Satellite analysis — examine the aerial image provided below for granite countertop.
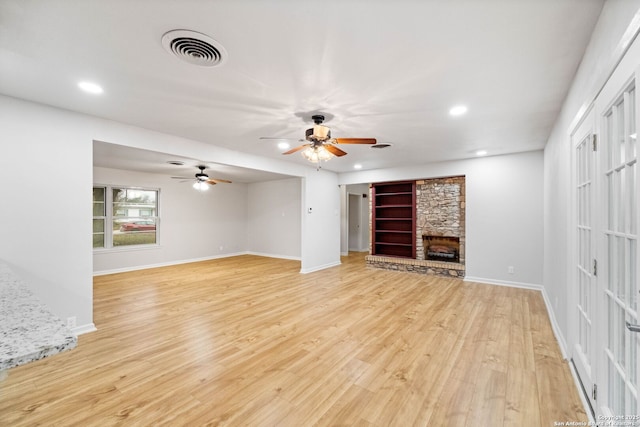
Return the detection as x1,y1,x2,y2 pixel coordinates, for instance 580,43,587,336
0,263,77,371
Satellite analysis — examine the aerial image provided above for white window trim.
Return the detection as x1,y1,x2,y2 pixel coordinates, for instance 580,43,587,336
93,184,161,252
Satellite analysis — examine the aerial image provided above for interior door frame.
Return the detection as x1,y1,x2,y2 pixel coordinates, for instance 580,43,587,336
348,192,362,251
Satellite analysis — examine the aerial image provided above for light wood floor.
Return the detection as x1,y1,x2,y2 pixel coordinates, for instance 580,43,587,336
1,253,587,426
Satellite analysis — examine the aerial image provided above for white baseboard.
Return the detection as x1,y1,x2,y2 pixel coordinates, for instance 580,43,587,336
539,287,568,360
93,252,248,276
568,357,596,425
245,251,301,261
463,276,543,291
463,276,568,359
300,260,342,274
72,323,97,336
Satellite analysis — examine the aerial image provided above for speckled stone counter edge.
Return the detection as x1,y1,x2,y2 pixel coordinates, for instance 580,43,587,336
0,262,77,371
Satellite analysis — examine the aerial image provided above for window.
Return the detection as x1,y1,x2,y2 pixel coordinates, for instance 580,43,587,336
93,187,106,248
93,185,159,249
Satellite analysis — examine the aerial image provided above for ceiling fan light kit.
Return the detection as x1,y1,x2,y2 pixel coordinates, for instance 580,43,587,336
301,145,333,163
263,114,378,164
171,165,232,191
193,181,209,191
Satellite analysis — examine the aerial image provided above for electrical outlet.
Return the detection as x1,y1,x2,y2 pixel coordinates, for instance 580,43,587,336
219,246,223,251
67,316,76,329
508,266,514,274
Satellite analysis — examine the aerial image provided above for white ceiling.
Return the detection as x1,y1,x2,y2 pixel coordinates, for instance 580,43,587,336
0,0,604,177
93,142,295,183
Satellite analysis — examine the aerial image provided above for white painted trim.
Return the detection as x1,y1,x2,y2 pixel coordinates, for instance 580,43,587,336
569,358,597,425
300,261,342,274
540,287,569,360
93,252,303,276
464,276,568,359
463,276,543,291
93,252,248,276
340,251,349,256
72,323,97,336
245,251,301,261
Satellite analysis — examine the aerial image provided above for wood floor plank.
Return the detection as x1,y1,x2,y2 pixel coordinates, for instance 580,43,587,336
0,253,587,425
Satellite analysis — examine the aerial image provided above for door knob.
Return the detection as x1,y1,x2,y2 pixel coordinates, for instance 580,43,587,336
626,321,640,333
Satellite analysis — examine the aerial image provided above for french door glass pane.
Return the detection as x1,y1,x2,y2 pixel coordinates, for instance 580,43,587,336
631,240,637,312
607,112,614,169
608,234,615,292
631,165,637,235
631,326,638,386
630,88,636,158
618,303,626,370
618,236,626,301
608,174,615,229
617,100,626,164
609,297,615,351
618,169,625,231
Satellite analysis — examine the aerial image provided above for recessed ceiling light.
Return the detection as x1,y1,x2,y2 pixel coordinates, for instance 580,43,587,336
277,142,290,150
78,81,103,94
476,150,487,156
449,105,468,116
631,133,637,140
354,164,363,169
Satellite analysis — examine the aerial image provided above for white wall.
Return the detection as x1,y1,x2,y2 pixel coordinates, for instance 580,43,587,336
544,0,640,339
247,178,302,259
0,97,94,330
0,94,344,332
340,150,544,286
93,167,248,273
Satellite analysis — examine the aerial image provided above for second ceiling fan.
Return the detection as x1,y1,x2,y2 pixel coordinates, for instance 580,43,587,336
171,165,231,191
262,115,377,163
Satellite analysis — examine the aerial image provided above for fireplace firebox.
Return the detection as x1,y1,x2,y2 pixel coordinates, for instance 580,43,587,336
422,235,460,263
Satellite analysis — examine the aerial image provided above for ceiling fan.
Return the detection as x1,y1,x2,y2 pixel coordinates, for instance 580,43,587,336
171,165,231,191
261,114,377,163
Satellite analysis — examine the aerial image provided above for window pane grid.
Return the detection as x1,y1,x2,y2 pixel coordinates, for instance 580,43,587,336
602,82,638,416
94,186,159,249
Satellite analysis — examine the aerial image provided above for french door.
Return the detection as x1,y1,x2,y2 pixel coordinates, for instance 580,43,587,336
572,62,639,417
572,108,597,411
599,80,638,416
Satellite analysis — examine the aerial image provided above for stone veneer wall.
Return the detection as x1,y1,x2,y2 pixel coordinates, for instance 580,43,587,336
365,255,465,278
416,176,465,263
367,176,466,278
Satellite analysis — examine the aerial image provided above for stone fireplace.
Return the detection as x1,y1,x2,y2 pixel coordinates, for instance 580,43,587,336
416,176,465,264
366,175,466,278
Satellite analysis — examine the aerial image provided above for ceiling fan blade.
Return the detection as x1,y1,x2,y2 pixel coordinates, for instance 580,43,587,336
324,144,348,157
171,176,193,179
283,144,310,155
207,178,232,184
334,138,377,145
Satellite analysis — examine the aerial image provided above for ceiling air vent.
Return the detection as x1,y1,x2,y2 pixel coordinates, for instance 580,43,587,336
371,143,392,149
161,30,227,67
